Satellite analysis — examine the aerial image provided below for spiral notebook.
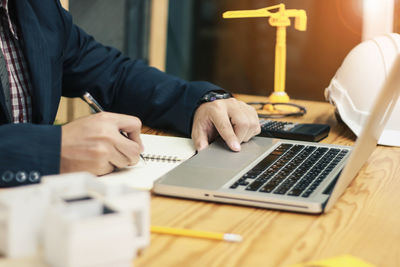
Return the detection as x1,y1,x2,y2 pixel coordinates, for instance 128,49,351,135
98,134,196,190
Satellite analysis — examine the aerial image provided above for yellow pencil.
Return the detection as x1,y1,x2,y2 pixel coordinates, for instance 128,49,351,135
150,226,243,243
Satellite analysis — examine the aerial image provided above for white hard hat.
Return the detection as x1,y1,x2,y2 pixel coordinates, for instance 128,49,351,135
325,33,400,147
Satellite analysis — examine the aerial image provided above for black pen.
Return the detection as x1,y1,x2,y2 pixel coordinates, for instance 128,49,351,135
81,91,147,164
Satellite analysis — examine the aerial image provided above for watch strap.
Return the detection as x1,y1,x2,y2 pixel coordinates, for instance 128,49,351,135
198,91,233,105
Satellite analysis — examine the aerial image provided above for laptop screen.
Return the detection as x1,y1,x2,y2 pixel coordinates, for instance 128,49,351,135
325,55,400,211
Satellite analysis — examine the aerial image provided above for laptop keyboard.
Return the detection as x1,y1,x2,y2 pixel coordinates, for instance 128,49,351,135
229,144,349,198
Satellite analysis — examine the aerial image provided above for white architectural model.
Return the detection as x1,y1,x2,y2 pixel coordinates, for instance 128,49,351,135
0,172,150,267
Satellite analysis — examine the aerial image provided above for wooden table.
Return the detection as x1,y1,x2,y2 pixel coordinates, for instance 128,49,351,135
137,94,400,267
1,95,399,267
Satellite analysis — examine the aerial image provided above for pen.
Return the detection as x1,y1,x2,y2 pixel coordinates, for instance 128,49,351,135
81,91,147,163
82,91,104,113
150,225,243,243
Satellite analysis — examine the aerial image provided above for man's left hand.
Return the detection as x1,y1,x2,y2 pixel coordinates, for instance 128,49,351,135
191,98,261,152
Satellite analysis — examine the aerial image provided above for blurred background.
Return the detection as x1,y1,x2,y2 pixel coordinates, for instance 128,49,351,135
58,0,398,121
169,0,362,101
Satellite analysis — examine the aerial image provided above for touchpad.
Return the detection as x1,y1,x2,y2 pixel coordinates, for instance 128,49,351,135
187,137,275,171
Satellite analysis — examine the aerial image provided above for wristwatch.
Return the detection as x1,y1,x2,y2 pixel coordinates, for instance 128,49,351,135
198,91,233,105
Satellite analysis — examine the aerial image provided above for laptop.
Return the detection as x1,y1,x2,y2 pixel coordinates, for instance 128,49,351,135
153,55,400,214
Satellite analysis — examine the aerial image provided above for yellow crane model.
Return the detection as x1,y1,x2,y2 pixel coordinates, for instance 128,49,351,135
223,4,307,104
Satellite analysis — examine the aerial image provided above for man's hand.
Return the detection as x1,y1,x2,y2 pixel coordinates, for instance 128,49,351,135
60,112,143,175
191,98,261,152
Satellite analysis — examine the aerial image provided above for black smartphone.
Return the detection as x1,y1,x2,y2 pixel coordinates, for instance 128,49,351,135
258,119,330,142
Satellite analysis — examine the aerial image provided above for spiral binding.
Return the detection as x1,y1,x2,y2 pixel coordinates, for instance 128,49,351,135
142,154,182,163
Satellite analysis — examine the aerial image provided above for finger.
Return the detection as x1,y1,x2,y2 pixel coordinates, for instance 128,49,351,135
250,121,262,141
93,135,132,169
250,106,262,138
192,126,211,151
234,123,250,143
239,103,261,142
127,128,144,153
103,112,144,152
108,144,132,169
95,163,115,176
122,122,144,152
88,158,114,176
113,133,142,165
211,111,241,152
230,110,250,143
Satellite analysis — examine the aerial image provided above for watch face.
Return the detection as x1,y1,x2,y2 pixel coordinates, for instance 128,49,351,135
209,94,219,101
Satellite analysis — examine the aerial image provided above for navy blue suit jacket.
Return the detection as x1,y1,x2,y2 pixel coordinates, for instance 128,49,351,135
0,0,221,184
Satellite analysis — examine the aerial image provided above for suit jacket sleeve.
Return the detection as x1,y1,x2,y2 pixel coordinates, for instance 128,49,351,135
0,124,61,186
60,8,222,135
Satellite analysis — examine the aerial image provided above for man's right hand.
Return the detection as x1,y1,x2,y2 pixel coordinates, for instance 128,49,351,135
60,112,143,175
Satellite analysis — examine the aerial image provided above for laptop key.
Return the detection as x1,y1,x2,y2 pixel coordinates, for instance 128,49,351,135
246,181,264,191
239,180,249,186
259,183,276,193
288,188,303,196
302,189,314,197
272,144,293,155
242,172,258,179
230,182,240,189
